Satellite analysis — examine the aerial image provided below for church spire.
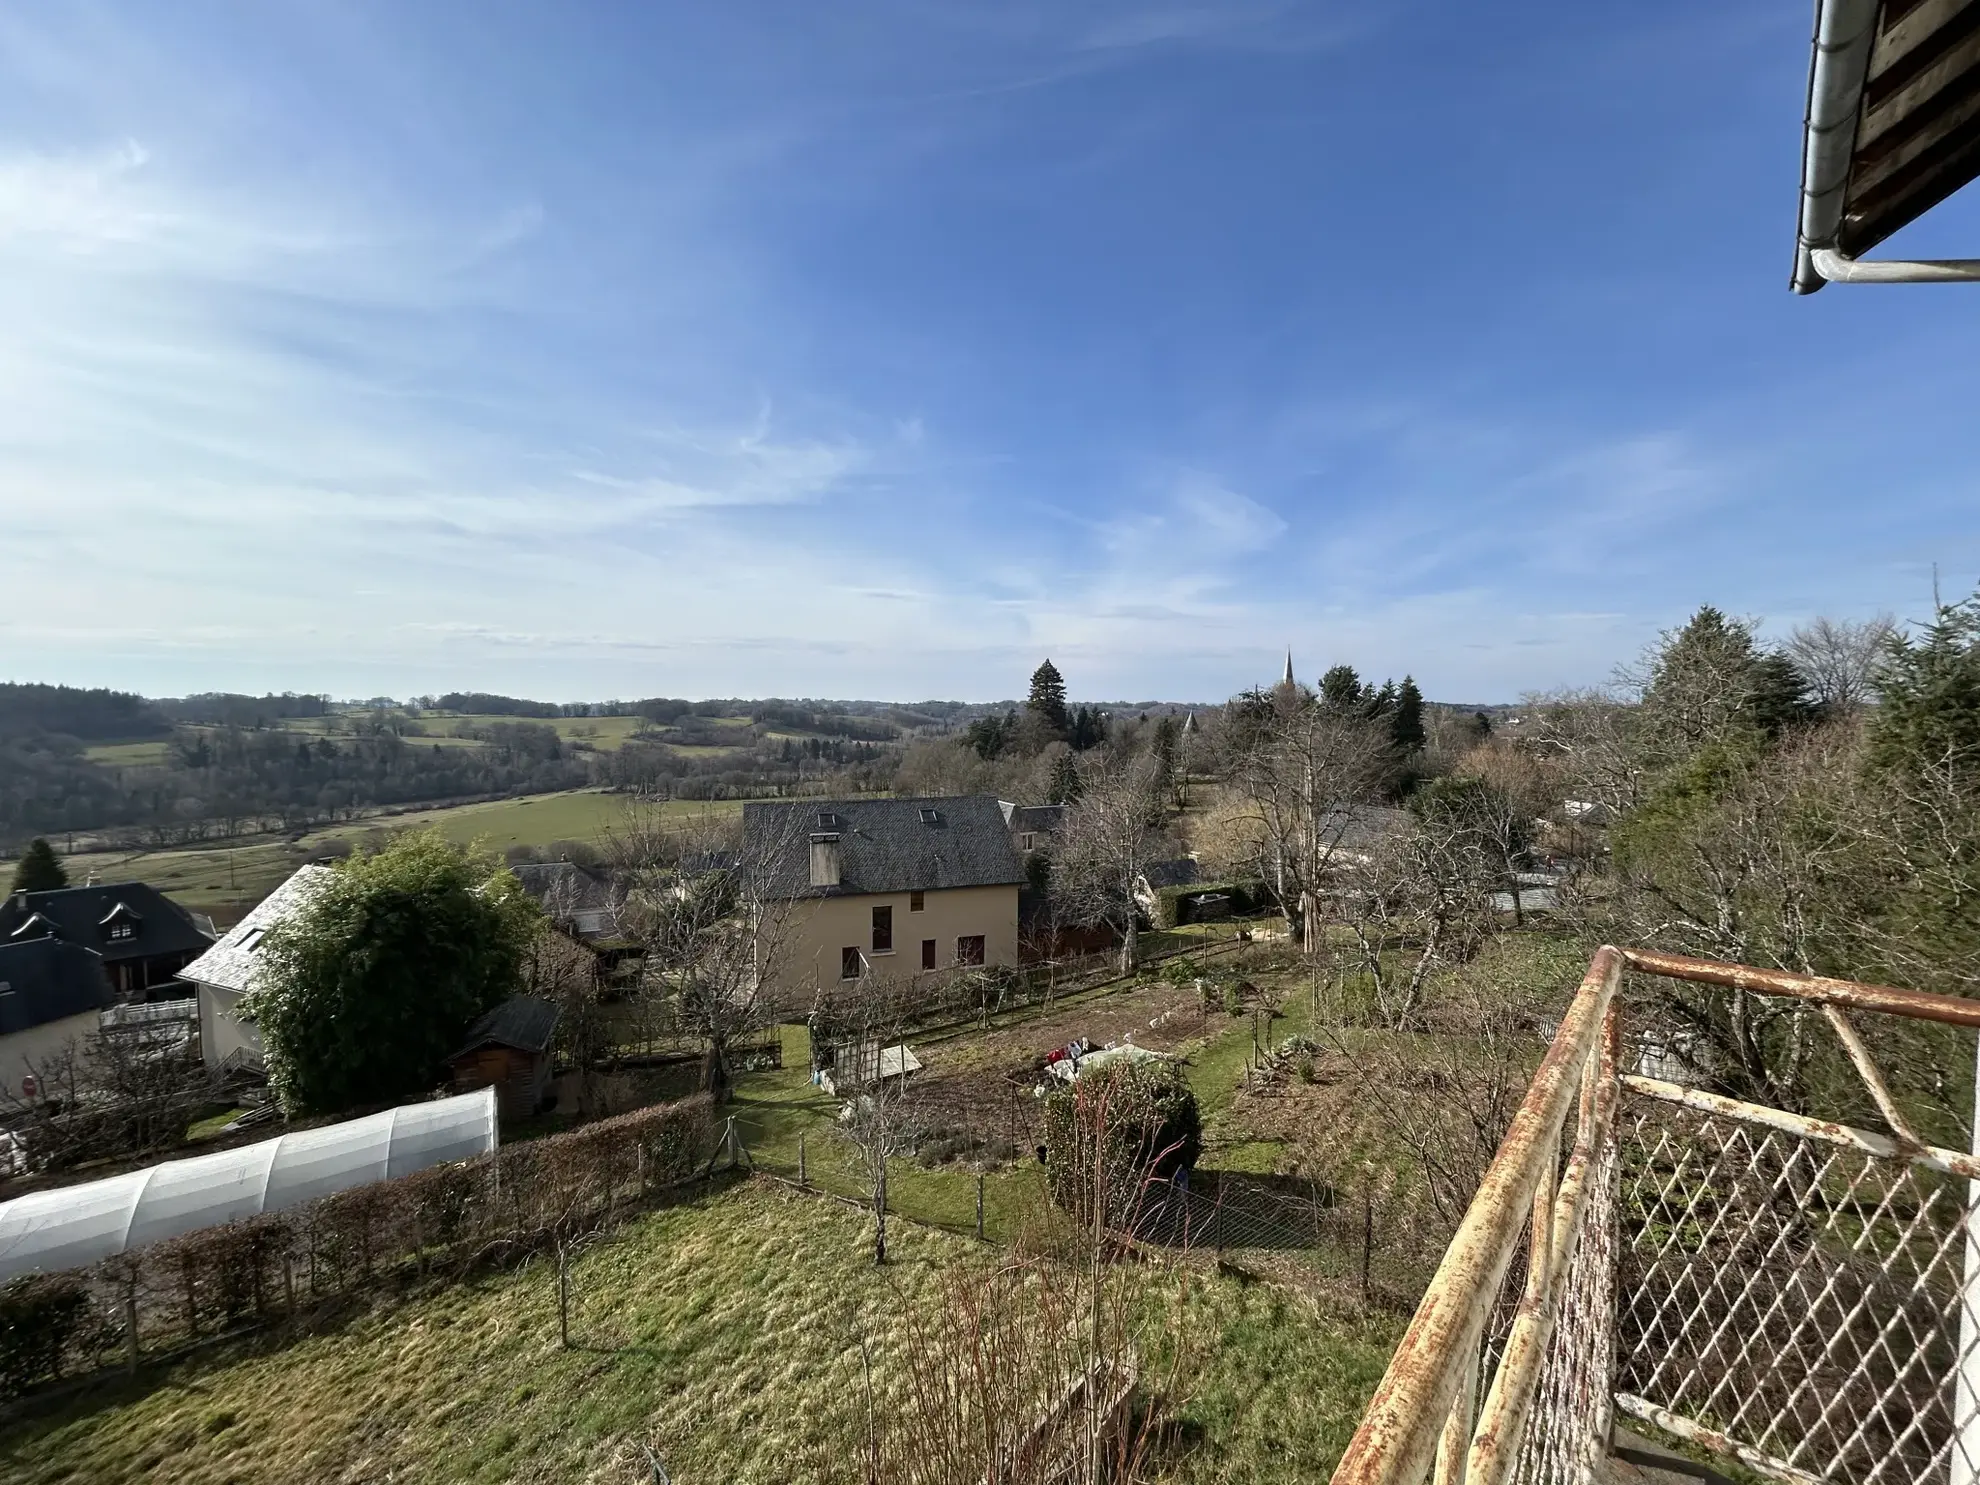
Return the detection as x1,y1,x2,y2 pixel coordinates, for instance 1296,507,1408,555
1283,649,1296,687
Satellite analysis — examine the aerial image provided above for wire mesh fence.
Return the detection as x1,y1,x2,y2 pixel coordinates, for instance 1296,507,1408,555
1615,1089,1977,1485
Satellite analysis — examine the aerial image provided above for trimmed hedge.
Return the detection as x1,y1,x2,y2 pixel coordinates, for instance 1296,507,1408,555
1149,878,1274,930
1042,1059,1202,1228
0,1093,716,1400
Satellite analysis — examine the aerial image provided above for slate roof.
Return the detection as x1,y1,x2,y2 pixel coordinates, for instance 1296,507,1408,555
511,861,618,916
1139,859,1203,890
0,937,115,1036
178,866,334,996
1320,804,1414,859
453,995,561,1057
745,795,1026,899
0,882,214,966
999,802,1066,838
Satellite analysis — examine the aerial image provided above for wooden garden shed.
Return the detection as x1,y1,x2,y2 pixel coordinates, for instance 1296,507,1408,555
450,995,561,1120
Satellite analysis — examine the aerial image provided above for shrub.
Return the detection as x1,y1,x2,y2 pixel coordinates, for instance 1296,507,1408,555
1149,878,1274,929
1042,1058,1201,1227
1223,984,1245,1017
0,1274,91,1396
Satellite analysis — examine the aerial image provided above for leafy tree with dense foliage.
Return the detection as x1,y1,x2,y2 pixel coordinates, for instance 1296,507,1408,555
252,832,541,1116
9,839,67,894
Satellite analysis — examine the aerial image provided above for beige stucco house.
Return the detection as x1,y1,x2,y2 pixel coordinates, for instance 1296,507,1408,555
743,795,1026,1007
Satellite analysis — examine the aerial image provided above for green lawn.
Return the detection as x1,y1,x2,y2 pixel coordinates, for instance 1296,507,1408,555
80,740,176,766
0,1180,1401,1485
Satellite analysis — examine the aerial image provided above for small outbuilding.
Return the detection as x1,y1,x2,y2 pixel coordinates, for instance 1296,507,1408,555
450,995,561,1119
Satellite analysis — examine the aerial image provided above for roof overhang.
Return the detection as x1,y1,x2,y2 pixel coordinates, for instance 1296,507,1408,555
1793,0,1980,292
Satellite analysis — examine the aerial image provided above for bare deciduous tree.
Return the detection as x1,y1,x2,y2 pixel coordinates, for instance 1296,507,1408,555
1341,817,1497,1030
1051,749,1169,973
820,972,923,1266
1783,613,1897,713
604,803,802,1102
1214,686,1393,952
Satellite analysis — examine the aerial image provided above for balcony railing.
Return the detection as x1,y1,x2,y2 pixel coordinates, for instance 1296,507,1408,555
1330,945,1980,1485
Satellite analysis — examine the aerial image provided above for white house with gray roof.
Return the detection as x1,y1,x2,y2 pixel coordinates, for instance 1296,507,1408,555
179,866,333,1075
742,795,1026,1007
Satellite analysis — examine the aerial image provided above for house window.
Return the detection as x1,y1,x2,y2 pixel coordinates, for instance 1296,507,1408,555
107,923,134,941
956,935,985,966
921,939,936,970
910,890,924,912
872,905,893,954
1020,833,1036,851
240,928,267,953
841,946,863,981
919,808,940,824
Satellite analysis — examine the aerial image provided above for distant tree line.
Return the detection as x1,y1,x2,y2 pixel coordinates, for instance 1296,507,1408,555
1,724,587,845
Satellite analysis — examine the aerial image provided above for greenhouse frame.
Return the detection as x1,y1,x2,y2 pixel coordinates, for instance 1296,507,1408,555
0,1086,499,1282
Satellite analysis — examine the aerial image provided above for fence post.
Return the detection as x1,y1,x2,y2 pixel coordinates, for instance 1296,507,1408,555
1361,1179,1373,1301
124,1280,139,1374
976,1171,985,1240
798,1133,807,1187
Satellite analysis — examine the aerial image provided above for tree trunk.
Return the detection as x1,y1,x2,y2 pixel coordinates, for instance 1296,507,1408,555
1119,915,1139,976
873,1164,888,1266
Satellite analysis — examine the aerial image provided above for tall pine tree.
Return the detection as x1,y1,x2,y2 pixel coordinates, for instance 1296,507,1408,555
10,838,68,894
1391,676,1427,753
1027,659,1071,736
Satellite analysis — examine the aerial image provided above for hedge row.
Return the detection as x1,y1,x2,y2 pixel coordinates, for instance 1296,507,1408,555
1149,878,1274,930
0,1093,717,1401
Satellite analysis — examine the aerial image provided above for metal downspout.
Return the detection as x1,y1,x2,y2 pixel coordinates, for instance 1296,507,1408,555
1793,0,1881,294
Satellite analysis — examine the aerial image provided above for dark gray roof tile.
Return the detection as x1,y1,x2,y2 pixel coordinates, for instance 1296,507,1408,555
454,995,561,1056
745,795,1025,898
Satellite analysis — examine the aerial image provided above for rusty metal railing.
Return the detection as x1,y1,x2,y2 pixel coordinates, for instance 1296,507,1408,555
1330,946,1980,1485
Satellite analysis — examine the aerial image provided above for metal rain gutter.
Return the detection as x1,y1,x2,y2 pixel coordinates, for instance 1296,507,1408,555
1793,0,1980,289
1794,0,1882,293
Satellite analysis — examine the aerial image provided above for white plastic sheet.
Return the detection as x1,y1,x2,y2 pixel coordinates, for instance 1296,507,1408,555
0,1086,498,1281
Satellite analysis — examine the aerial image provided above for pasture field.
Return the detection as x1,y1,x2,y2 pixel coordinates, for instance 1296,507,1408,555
0,1179,1400,1485
79,740,176,766
53,792,744,921
433,712,651,750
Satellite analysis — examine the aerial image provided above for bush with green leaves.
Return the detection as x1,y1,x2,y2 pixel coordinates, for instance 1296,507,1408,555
1042,1057,1201,1226
251,831,542,1116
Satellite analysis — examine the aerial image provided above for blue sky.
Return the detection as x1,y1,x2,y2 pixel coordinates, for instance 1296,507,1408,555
2,2,1976,705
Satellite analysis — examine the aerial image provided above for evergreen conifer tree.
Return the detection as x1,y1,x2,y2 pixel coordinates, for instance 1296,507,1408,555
1026,659,1071,736
1048,749,1082,805
9,838,68,894
1391,676,1427,753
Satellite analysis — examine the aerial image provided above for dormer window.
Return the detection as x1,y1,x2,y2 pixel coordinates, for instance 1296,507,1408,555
107,923,135,941
816,811,839,828
919,808,940,825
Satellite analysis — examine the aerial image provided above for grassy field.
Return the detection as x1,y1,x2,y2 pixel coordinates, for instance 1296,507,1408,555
0,1179,1401,1485
54,792,745,921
